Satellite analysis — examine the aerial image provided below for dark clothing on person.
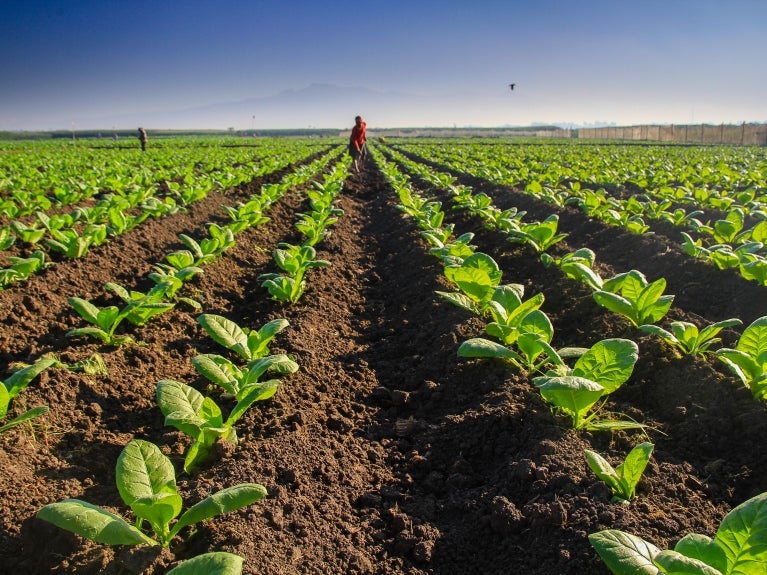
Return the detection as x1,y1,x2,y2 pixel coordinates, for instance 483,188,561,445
138,128,148,151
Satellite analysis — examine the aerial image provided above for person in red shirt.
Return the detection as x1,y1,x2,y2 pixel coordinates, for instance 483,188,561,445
349,115,367,172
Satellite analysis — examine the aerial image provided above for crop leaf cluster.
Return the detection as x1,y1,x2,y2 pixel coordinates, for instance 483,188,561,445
37,439,267,547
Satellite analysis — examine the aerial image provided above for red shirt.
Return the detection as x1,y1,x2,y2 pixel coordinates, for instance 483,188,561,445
350,121,366,151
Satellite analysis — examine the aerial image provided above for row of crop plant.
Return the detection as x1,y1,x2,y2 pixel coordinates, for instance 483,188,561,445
380,144,767,402
0,140,330,289
1,146,346,573
372,144,767,575
389,140,767,286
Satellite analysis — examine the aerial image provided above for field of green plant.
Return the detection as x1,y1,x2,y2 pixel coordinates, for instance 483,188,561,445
0,136,765,574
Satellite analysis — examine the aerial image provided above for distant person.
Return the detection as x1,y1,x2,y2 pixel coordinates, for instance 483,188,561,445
349,115,367,172
137,127,148,151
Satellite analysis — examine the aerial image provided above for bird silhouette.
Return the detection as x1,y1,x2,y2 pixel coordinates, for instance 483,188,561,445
509,83,516,91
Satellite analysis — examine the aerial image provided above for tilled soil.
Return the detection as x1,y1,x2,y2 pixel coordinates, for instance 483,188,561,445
0,144,765,575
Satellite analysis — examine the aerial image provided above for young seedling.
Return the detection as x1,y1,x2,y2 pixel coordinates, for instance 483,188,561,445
716,315,767,400
541,247,604,291
0,356,56,433
640,318,742,358
532,338,643,431
458,285,560,373
197,314,289,363
67,282,175,346
585,442,654,503
506,214,568,253
436,252,505,316
192,353,298,400
37,439,267,547
594,270,674,327
157,378,278,472
589,490,767,575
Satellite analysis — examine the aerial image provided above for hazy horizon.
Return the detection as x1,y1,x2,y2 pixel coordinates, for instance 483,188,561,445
2,1,765,131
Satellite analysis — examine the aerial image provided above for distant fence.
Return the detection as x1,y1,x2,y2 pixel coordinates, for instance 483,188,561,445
577,123,767,146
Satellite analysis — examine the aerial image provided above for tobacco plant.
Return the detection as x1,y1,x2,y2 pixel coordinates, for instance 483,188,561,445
258,243,330,303
157,378,278,471
532,338,643,430
0,356,55,433
640,318,742,358
541,247,604,291
594,270,674,327
197,314,289,363
506,214,568,253
585,442,654,503
192,351,297,398
37,439,267,547
67,282,175,346
589,490,767,575
458,285,558,373
436,252,505,316
716,315,767,400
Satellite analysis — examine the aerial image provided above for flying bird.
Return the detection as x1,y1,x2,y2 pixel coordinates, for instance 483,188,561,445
508,83,516,91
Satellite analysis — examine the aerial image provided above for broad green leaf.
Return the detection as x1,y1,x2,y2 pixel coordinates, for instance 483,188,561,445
3,356,56,399
157,379,206,420
228,382,278,424
37,499,157,546
170,483,267,537
737,317,767,358
585,449,623,497
715,491,767,574
674,534,727,574
654,549,723,575
619,443,653,493
192,354,241,391
458,338,519,362
198,314,248,358
166,552,244,575
535,375,604,426
67,297,100,324
589,529,661,575
594,291,636,324
116,440,178,512
572,339,639,394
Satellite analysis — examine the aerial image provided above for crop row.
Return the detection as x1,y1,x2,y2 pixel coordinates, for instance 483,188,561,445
371,143,767,574
390,140,767,286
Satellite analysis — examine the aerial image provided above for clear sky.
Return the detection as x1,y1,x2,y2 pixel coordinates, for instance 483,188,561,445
1,0,765,131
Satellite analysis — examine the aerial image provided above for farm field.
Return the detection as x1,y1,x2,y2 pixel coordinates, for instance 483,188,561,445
0,137,766,574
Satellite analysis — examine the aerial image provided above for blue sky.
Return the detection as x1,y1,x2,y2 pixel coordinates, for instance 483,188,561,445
1,0,765,130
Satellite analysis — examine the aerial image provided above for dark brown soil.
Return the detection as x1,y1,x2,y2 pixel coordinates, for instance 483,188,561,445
0,145,765,575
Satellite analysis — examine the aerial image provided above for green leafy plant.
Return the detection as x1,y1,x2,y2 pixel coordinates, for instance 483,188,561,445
258,243,330,303
436,252,504,315
197,314,289,363
716,315,767,400
157,378,278,472
192,353,298,400
585,442,654,503
37,439,267,547
165,552,244,575
594,270,674,327
506,214,568,253
541,247,604,291
589,490,767,575
457,285,558,373
532,338,643,430
67,282,175,346
0,356,55,433
0,250,49,289
640,318,742,358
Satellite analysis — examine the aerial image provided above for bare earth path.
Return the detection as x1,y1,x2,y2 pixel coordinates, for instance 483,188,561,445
0,148,765,574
